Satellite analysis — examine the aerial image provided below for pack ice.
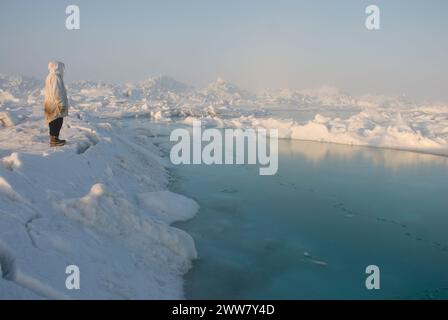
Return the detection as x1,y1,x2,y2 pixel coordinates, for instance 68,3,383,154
1,73,447,299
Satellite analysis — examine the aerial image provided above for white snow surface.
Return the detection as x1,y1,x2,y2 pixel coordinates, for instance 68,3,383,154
0,74,202,299
193,110,448,156
1,73,448,299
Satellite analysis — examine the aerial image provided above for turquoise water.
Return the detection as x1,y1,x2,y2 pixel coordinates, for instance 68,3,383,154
169,139,448,299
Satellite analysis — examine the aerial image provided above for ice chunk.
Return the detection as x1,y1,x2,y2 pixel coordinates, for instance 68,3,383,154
0,176,29,204
137,190,199,224
0,112,14,127
56,184,197,262
1,152,21,170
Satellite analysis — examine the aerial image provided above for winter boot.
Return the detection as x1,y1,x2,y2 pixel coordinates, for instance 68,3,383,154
56,136,66,144
50,136,65,147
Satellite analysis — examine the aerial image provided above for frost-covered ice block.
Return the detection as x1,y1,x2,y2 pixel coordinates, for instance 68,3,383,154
137,190,199,224
0,112,14,127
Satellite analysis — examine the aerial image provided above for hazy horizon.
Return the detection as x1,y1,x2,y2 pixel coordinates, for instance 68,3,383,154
1,0,447,102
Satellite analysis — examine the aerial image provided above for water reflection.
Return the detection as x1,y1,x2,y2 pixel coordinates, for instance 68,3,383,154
173,134,448,299
279,139,448,169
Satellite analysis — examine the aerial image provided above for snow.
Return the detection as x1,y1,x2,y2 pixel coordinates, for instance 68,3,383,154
0,73,447,299
1,152,22,170
0,112,14,128
137,191,200,225
0,75,201,299
226,109,448,156
181,107,448,156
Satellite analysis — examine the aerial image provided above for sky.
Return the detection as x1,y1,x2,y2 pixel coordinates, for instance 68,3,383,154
0,0,447,101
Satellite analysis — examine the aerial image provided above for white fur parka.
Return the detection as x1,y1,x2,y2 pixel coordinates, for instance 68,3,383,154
44,61,69,123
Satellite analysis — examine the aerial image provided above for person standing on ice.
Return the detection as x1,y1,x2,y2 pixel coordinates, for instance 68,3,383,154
44,61,68,147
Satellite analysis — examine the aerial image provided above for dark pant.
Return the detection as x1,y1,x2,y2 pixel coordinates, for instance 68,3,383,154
49,117,63,137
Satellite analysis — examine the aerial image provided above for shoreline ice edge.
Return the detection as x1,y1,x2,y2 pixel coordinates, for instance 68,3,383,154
1,73,447,298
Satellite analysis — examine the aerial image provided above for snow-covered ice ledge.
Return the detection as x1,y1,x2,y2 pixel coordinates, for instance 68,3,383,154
0,100,198,299
182,109,448,158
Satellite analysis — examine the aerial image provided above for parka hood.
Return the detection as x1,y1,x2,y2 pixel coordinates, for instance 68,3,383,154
48,61,65,77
